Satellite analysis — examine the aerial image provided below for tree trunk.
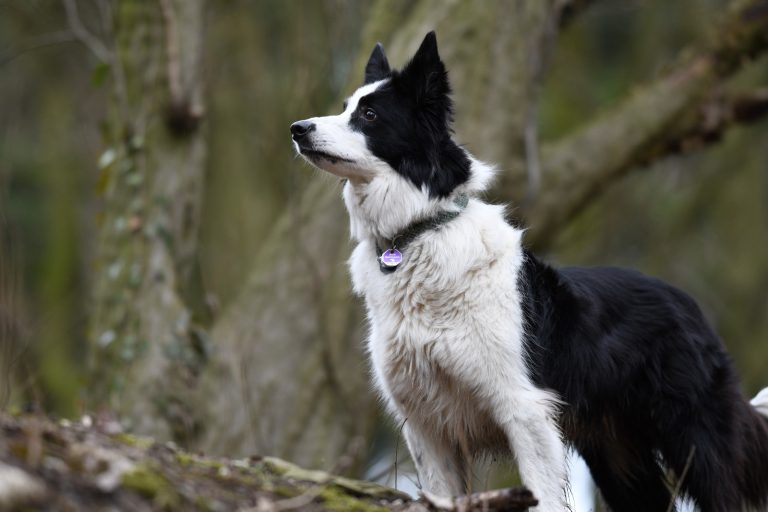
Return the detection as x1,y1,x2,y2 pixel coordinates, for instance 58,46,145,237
88,0,207,443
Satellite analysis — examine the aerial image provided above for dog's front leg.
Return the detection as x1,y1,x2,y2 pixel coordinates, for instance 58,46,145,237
494,391,569,512
403,421,468,498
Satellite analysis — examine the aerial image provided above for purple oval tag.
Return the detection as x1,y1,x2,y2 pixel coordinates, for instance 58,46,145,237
380,248,403,267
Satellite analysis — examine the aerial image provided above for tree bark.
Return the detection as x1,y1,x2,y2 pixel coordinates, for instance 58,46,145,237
88,0,207,443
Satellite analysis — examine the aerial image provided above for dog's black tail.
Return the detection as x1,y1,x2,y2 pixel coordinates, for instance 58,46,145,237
669,384,768,512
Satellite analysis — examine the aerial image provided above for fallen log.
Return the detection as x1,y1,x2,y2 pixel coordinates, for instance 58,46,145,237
0,413,535,511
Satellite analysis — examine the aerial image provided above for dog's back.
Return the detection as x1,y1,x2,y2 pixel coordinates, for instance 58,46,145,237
520,253,768,511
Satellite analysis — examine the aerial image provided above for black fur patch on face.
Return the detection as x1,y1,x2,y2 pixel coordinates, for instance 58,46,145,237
364,43,390,84
351,32,470,198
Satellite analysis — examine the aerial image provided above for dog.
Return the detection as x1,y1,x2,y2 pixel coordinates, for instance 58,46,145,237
291,31,768,512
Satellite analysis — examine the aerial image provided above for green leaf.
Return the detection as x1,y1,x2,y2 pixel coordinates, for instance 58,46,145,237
91,62,111,87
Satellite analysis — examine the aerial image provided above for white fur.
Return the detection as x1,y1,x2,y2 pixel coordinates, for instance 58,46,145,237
298,81,568,511
346,180,567,511
752,387,768,418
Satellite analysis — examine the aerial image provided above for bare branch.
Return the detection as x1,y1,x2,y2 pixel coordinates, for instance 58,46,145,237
652,88,768,160
92,0,114,38
421,487,538,511
522,0,768,248
62,0,112,62
0,31,76,67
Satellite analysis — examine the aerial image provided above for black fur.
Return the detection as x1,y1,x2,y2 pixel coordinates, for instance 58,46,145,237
518,249,768,512
350,32,470,198
364,43,390,84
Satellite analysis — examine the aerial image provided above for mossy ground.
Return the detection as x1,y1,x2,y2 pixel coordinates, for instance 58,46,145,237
0,413,414,511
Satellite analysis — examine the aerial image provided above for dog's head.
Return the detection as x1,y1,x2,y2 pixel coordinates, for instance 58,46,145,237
291,32,492,199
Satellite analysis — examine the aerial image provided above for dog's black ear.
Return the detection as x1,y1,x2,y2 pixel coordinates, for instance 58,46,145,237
364,43,391,84
399,32,452,124
411,31,440,69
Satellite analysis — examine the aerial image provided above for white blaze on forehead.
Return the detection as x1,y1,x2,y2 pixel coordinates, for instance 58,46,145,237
341,79,389,119
296,78,391,180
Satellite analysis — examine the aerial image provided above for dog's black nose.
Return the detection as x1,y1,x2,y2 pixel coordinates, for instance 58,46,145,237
290,120,315,139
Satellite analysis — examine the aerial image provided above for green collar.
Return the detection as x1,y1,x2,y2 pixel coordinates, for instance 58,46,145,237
375,193,469,274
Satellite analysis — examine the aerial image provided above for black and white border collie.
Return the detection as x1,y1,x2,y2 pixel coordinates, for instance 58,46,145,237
291,32,768,512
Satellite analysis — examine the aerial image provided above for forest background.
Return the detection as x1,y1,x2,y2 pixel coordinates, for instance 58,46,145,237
1,0,767,494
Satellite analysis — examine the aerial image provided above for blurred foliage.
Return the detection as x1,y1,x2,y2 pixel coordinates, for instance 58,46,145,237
0,0,766,482
201,0,368,307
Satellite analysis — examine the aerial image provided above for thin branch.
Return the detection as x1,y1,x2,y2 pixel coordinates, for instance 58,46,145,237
666,446,696,512
62,0,112,62
522,0,768,248
650,87,768,161
522,2,560,204
0,31,76,67
421,487,538,511
92,0,114,38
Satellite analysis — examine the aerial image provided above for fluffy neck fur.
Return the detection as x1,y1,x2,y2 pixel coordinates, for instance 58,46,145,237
342,156,496,243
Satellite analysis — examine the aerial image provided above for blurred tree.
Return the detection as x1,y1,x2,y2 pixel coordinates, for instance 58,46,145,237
0,1,101,416
87,0,207,442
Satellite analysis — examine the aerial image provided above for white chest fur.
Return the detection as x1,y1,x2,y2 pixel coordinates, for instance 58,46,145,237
349,201,533,447
346,191,567,510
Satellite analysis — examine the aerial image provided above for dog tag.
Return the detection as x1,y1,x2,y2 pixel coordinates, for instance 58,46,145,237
380,248,403,268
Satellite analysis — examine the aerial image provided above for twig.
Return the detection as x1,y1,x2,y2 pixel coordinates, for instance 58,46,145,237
0,31,77,67
92,0,114,39
421,487,538,512
62,0,111,62
245,437,366,512
395,417,408,490
60,0,130,128
666,446,696,512
651,88,768,162
524,0,562,205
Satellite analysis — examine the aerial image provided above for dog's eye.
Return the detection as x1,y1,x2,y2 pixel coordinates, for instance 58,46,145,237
343,100,348,110
363,108,377,122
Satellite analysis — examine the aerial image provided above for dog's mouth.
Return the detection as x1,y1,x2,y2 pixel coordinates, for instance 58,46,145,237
298,146,353,165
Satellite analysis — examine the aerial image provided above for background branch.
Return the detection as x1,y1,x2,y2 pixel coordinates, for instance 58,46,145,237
0,31,76,67
62,0,111,62
520,0,768,248
651,88,768,161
